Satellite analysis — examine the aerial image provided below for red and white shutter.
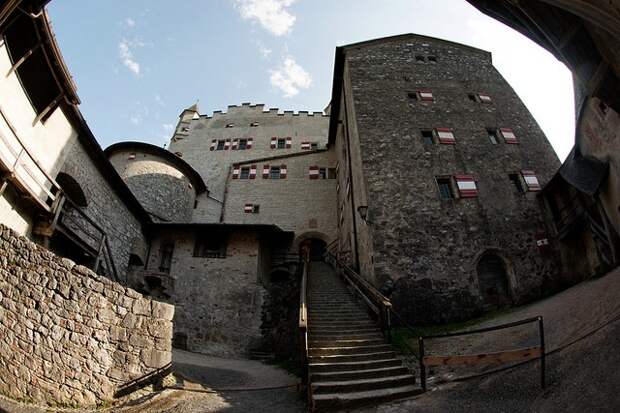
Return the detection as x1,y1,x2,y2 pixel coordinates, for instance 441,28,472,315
309,166,319,179
232,166,240,179
280,164,287,179
249,164,257,179
418,90,434,101
210,140,217,151
263,164,270,179
478,93,492,103
521,170,541,191
246,138,253,149
232,139,239,150
224,139,231,150
244,204,254,213
285,137,292,149
436,128,456,144
301,142,311,150
270,138,277,149
500,128,518,144
455,175,478,198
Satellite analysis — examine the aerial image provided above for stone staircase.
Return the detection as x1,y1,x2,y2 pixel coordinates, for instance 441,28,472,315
307,261,419,410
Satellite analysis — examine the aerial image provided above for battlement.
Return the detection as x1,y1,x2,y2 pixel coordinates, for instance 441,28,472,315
197,102,328,119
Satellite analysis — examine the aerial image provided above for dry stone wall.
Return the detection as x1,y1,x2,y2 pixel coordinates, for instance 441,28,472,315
0,224,174,407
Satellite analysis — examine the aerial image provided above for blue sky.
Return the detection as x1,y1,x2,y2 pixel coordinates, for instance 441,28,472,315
47,0,575,160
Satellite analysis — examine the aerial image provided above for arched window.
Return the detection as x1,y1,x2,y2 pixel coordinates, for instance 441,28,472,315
56,172,88,207
476,252,511,311
159,242,174,273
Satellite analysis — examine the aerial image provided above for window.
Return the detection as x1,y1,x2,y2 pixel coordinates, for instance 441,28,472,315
159,242,174,273
181,126,190,132
421,130,434,144
427,55,437,63
238,139,248,150
408,92,418,99
194,233,227,258
216,140,225,150
455,175,478,198
250,122,259,127
468,94,478,102
270,166,281,179
487,128,499,144
277,138,286,149
194,199,198,209
418,90,434,101
240,167,250,179
436,177,453,199
508,173,525,193
311,143,318,150
174,152,183,157
500,128,518,144
225,123,235,128
478,93,492,103
415,55,425,62
436,128,456,144
319,168,327,179
521,170,541,191
244,204,260,213
328,168,337,179
301,142,311,150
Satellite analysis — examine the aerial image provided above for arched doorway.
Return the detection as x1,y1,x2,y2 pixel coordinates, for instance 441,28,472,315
299,238,327,261
476,252,511,311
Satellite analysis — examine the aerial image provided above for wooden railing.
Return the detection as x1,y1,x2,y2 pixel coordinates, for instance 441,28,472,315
417,316,546,391
0,104,62,213
298,258,309,376
325,252,393,340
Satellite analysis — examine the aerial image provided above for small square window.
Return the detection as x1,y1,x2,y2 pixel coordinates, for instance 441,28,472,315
468,94,478,102
415,55,425,62
244,204,260,213
216,140,225,150
436,177,453,199
487,128,499,144
328,168,337,179
421,130,434,144
250,122,259,127
270,166,281,179
238,139,247,150
194,233,227,258
240,167,250,179
311,142,318,150
418,91,434,101
252,204,260,213
181,126,190,132
408,92,418,100
225,123,235,128
277,138,286,149
508,173,524,193
427,55,437,63
319,168,327,179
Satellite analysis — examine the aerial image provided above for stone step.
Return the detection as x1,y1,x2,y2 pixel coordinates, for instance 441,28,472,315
312,385,422,410
309,358,403,373
309,338,386,347
310,332,384,341
310,315,373,322
308,351,396,364
311,374,416,395
310,325,380,333
311,366,411,382
310,321,377,328
309,344,392,356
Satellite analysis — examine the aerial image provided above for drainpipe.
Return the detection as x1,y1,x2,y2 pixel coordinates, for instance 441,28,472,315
342,80,361,272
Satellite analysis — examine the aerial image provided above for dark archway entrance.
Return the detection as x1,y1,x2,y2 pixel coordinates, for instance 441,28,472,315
476,253,511,311
300,238,327,261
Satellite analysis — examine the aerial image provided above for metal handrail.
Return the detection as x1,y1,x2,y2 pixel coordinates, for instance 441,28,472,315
298,258,310,403
325,252,393,340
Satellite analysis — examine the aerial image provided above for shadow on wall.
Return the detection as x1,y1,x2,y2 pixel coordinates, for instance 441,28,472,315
123,174,195,222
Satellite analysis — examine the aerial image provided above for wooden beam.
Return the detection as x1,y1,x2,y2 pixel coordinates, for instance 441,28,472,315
422,347,542,367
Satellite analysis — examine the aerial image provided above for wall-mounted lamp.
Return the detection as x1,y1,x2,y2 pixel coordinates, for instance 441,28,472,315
357,205,370,223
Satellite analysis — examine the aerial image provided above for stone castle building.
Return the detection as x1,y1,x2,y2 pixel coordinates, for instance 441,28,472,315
4,0,615,364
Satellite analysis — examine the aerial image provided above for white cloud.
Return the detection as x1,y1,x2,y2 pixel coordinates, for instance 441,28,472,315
163,123,174,131
269,56,311,98
155,94,165,107
259,45,272,58
125,18,136,28
130,116,141,125
232,0,297,36
119,39,140,76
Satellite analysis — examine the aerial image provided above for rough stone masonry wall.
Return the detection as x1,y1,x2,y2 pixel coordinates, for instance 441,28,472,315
0,224,173,407
343,36,562,324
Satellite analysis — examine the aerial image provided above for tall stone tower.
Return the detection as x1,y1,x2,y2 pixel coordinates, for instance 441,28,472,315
328,34,562,324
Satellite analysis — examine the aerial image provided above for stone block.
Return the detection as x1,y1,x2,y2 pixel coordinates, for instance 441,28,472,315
151,301,174,320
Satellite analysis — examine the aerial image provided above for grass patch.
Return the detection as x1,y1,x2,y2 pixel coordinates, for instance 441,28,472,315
390,306,520,355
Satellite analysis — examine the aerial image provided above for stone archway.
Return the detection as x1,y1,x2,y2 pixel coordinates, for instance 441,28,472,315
476,251,512,311
292,231,331,261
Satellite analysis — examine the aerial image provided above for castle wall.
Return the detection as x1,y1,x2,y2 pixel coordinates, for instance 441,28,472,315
338,36,562,323
167,104,330,229
225,150,337,241
0,224,173,407
60,141,147,278
146,227,266,356
108,150,196,223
